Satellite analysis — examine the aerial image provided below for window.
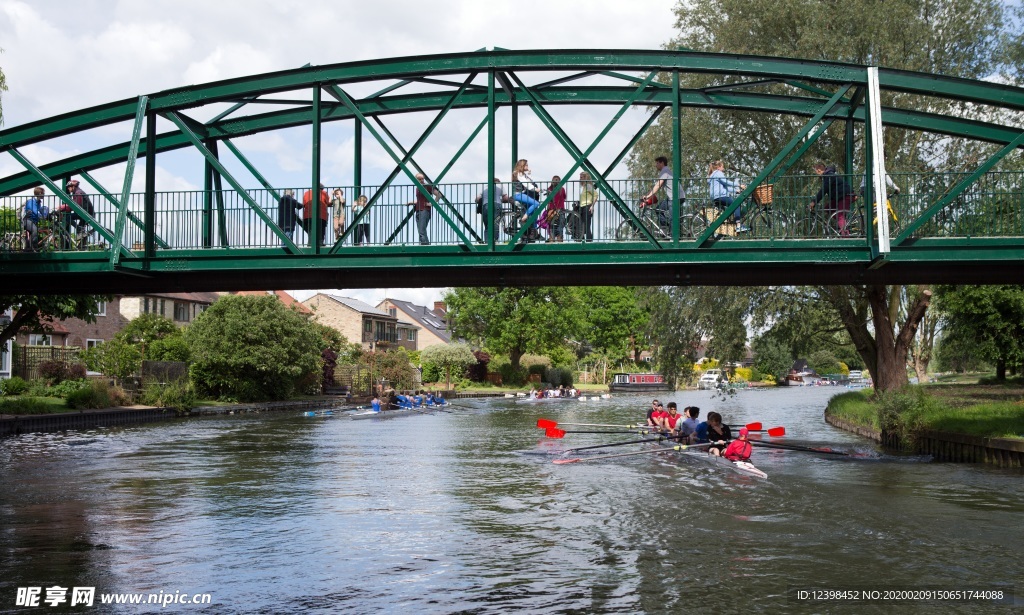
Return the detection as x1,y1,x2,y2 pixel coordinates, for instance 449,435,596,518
28,334,52,346
159,299,166,317
397,329,404,341
173,302,189,322
95,301,107,316
364,320,372,333
388,307,397,317
143,297,150,313
375,321,386,340
408,330,416,342
86,339,104,349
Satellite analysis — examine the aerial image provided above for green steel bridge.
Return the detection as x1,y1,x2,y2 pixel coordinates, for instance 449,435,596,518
1,49,1023,294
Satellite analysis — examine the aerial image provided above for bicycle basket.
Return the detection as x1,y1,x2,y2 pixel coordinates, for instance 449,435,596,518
752,184,774,206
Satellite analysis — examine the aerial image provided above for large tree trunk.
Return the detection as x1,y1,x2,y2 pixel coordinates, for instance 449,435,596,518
867,285,932,392
996,357,1007,380
509,348,524,371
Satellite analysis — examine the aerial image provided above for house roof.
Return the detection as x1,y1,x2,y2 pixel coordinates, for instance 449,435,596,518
324,295,394,318
232,290,312,314
16,314,69,335
380,298,451,342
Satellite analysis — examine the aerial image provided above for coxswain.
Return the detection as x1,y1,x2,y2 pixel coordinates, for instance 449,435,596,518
705,411,733,457
723,427,753,462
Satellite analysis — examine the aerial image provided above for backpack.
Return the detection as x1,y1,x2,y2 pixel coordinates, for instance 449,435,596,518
82,194,94,217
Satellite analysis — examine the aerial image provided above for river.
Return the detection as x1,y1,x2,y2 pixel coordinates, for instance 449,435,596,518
1,387,1021,613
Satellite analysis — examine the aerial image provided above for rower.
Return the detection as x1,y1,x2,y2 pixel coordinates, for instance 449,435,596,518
705,411,733,457
663,402,683,436
723,427,753,462
646,399,661,427
371,395,382,413
679,406,699,444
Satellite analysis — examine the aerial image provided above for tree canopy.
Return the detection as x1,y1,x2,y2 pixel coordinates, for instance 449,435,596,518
421,342,476,389
184,295,323,401
443,287,582,370
578,287,649,361
934,285,1024,380
1,295,111,350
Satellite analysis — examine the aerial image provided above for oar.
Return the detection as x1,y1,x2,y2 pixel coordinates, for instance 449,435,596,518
537,418,648,429
750,440,850,456
563,436,671,453
554,443,713,465
555,429,662,435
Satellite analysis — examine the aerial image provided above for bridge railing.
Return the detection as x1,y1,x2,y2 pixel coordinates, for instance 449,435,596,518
1,171,1021,252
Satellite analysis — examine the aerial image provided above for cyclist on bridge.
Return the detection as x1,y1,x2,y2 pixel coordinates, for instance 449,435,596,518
643,156,686,229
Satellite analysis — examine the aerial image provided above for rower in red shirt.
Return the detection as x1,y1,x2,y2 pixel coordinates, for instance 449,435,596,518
723,427,753,462
663,402,683,435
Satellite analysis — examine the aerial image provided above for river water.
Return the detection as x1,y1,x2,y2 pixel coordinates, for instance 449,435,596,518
1,387,1021,614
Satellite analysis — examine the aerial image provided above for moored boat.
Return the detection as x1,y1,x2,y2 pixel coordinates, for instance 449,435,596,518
608,372,672,393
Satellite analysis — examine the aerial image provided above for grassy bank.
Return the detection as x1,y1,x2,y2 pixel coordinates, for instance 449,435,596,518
0,396,76,416
826,385,1024,442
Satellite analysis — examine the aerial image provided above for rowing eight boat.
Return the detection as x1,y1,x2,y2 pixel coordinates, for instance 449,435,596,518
349,403,449,420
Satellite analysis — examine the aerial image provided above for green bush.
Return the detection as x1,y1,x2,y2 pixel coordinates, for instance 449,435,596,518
142,380,196,412
544,366,574,387
1,376,29,396
66,380,112,410
0,396,53,415
876,387,937,448
421,361,441,383
527,363,547,376
48,379,90,399
498,363,529,386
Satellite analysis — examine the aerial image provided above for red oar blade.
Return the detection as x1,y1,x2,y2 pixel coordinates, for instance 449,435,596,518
767,426,786,437
544,427,567,439
745,422,763,431
537,418,558,429
552,457,581,464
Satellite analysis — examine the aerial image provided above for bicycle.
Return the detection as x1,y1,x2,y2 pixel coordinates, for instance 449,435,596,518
1,231,25,252
614,198,708,241
792,197,864,238
742,184,792,238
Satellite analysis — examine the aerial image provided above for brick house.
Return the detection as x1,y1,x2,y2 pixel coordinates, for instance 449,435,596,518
376,299,451,350
15,293,221,349
303,294,419,351
229,291,313,316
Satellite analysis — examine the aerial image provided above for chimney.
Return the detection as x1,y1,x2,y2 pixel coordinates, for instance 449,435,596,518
433,301,446,315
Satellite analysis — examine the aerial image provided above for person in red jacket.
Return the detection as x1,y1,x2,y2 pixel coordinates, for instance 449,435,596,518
302,183,331,246
723,427,753,462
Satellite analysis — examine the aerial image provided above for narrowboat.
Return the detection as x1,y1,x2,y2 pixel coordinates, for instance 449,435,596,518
608,372,672,392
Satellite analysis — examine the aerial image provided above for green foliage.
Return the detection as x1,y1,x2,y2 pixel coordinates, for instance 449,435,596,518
65,380,129,410
0,295,111,351
0,397,55,415
826,390,878,429
0,376,28,395
116,313,178,347
421,361,441,383
544,366,574,388
578,287,649,360
148,335,191,362
37,360,85,384
421,343,477,388
876,387,938,448
808,350,842,376
92,337,143,384
444,287,583,371
371,347,417,390
752,336,793,381
142,380,196,413
185,295,323,401
934,334,989,373
0,207,18,234
497,363,529,386
934,285,1024,379
311,320,345,351
47,379,90,399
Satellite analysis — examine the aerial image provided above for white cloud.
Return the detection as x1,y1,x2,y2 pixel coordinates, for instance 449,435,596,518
0,0,678,296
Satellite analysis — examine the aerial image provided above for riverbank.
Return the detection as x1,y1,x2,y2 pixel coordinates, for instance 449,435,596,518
824,385,1024,467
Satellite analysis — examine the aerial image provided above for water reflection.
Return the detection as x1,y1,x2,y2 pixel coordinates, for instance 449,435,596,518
1,387,1021,612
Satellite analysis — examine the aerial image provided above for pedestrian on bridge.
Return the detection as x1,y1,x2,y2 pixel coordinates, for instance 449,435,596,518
578,171,596,242
331,188,347,245
408,173,442,245
302,183,330,247
352,195,371,246
810,163,855,237
277,189,301,243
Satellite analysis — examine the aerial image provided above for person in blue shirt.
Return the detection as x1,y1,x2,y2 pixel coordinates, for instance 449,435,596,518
371,395,381,413
21,187,47,251
708,160,747,231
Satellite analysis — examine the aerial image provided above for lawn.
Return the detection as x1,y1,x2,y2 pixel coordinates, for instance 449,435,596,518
0,396,77,416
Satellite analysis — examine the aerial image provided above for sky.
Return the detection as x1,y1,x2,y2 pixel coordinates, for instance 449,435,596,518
0,0,680,308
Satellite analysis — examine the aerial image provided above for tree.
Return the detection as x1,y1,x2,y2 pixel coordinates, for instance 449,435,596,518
421,343,476,389
577,287,649,361
934,285,1024,380
632,0,1009,392
92,337,142,385
444,287,583,371
752,336,793,381
184,295,322,401
0,295,111,350
0,54,7,124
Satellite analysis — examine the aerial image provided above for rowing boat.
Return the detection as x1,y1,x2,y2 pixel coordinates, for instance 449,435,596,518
514,396,582,404
678,451,768,479
657,439,768,478
349,403,448,420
